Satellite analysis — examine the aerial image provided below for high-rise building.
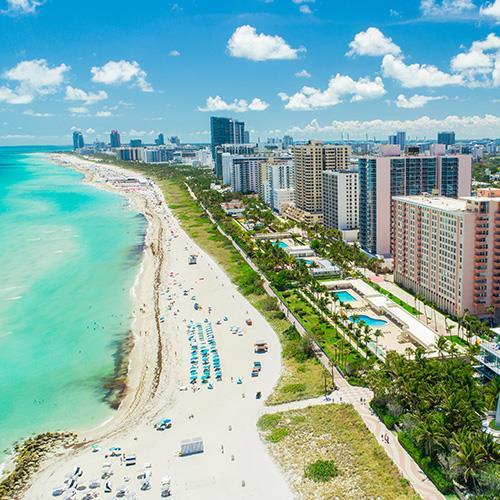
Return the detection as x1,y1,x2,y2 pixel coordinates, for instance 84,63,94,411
228,155,268,193
283,135,294,149
130,139,142,147
260,156,294,211
216,143,256,182
72,131,84,150
169,136,180,146
243,130,250,144
437,131,456,146
210,116,245,177
359,150,472,256
393,189,500,320
288,141,351,223
110,130,121,148
389,131,406,149
322,167,359,241
155,133,165,146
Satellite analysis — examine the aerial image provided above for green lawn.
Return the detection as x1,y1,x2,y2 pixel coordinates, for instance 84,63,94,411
365,281,421,316
258,404,418,499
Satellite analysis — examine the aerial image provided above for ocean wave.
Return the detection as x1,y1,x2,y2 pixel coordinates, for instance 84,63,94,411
6,296,22,301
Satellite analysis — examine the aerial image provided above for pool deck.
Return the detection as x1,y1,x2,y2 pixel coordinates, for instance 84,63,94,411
325,279,438,357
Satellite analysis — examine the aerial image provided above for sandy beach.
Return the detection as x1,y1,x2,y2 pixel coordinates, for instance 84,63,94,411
22,154,292,499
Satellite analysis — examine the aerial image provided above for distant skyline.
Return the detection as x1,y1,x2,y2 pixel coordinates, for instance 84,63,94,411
0,0,499,145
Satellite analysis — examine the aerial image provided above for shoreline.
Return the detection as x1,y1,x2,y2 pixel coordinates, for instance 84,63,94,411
20,153,292,499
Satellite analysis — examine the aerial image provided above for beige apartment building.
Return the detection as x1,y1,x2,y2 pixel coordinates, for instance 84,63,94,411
393,189,500,320
286,141,351,224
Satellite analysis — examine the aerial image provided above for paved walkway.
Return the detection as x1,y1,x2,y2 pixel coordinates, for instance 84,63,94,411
185,185,444,500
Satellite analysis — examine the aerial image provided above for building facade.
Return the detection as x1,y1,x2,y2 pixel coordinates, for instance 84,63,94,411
359,151,472,256
437,131,456,146
229,155,268,193
322,168,359,241
393,189,500,320
291,141,351,223
72,131,84,150
110,130,121,148
210,116,245,177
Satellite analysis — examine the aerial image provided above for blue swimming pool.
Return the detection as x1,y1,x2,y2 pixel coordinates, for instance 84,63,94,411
349,315,388,327
333,290,356,303
274,241,288,249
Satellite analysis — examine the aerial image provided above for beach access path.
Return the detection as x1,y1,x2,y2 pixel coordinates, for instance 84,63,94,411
24,155,292,499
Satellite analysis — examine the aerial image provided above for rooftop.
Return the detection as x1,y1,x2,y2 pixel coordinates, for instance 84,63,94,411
394,195,467,212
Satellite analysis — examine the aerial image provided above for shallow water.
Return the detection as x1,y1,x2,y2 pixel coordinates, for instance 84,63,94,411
0,147,146,459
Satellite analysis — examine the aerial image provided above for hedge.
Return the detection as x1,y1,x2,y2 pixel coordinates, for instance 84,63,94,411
398,433,454,494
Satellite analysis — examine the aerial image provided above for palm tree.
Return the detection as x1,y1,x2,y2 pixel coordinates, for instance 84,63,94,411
412,412,446,458
451,430,489,488
436,336,449,359
374,329,383,357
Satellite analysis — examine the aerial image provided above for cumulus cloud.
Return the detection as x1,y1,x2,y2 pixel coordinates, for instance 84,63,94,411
169,50,181,57
286,114,500,139
95,110,112,117
227,25,305,61
23,109,52,116
481,0,500,19
0,59,69,104
420,0,476,16
278,74,386,110
2,0,44,15
295,69,311,78
198,95,270,112
382,54,463,87
91,60,152,92
451,33,500,86
86,128,96,134
65,86,108,105
299,5,312,14
347,27,401,57
395,94,446,108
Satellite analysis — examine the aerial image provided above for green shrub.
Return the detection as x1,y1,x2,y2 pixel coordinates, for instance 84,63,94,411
258,414,281,431
305,459,339,482
282,383,306,394
266,427,290,443
370,401,397,430
398,433,453,494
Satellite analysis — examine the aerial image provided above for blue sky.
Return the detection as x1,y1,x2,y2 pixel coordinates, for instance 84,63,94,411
0,0,499,145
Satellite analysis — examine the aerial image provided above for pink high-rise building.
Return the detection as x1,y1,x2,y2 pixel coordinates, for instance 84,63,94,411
393,189,500,320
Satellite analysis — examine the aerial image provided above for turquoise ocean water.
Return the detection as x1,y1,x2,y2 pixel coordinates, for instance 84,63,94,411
0,147,146,460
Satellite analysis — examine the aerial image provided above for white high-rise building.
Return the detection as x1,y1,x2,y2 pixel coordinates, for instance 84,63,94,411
229,155,268,193
322,168,359,241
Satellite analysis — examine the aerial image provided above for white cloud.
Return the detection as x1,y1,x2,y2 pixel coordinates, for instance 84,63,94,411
420,0,476,16
292,0,314,3
91,60,152,92
3,0,44,15
0,86,32,104
23,109,52,116
198,95,270,112
395,94,446,108
382,54,463,87
86,128,96,134
286,114,500,139
451,33,500,86
295,69,311,78
227,25,305,61
279,74,386,110
65,86,108,105
299,5,312,14
481,0,500,19
69,106,88,114
169,50,181,57
95,110,112,117
347,27,401,57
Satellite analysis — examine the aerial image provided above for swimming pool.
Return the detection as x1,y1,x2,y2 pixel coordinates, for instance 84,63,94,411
349,315,388,327
274,241,288,249
333,290,356,303
301,259,314,266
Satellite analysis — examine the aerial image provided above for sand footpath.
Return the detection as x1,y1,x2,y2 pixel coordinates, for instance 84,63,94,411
23,154,292,499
